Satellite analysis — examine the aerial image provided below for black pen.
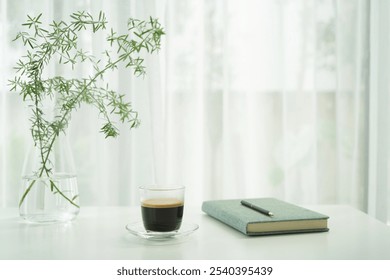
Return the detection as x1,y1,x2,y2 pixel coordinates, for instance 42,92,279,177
241,200,274,217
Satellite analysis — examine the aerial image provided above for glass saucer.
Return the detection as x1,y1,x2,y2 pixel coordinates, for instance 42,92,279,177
125,222,199,241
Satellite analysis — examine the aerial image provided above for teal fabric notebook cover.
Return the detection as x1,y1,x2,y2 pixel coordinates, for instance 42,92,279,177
202,198,329,236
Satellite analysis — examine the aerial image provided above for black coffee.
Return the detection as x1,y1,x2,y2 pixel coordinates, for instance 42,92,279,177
141,198,184,232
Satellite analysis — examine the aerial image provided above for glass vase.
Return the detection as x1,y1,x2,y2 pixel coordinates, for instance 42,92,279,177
19,133,80,223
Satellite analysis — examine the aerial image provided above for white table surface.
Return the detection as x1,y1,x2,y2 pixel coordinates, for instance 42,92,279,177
1,205,390,260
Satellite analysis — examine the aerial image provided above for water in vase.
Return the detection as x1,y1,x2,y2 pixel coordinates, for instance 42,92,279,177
19,174,80,223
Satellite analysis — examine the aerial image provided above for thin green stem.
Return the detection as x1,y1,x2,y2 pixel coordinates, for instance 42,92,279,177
19,179,36,208
50,179,80,208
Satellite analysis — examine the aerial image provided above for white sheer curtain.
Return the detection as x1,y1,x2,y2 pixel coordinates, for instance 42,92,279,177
368,0,390,224
1,0,388,223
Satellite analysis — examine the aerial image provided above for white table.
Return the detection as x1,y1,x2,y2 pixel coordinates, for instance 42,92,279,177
1,205,390,259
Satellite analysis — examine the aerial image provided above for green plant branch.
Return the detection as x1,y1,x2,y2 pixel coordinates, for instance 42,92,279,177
50,180,80,208
11,11,164,208
21,69,126,208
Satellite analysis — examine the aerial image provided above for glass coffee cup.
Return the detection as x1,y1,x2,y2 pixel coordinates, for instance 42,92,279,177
139,185,185,232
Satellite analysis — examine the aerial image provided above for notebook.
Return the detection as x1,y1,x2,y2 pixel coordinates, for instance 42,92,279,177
202,198,329,236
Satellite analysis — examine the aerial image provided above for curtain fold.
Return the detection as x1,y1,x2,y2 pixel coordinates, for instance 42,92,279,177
1,0,388,223
368,0,390,224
